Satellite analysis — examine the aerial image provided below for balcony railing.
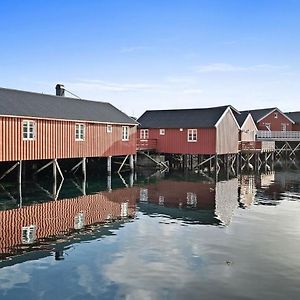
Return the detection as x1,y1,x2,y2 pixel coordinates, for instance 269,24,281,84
257,131,300,141
137,139,157,151
239,141,275,152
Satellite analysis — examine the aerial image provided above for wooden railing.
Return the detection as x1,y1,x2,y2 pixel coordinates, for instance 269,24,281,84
239,141,261,151
136,139,157,151
257,131,300,141
239,141,275,152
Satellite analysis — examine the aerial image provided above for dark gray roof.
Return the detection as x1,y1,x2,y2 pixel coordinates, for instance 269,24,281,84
137,105,234,128
285,111,300,123
239,108,277,122
0,87,137,124
233,111,250,127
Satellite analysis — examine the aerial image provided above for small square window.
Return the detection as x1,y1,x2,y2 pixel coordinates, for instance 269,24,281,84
274,112,278,118
107,124,113,133
159,129,165,135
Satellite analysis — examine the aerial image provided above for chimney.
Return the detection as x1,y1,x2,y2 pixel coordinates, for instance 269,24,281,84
55,84,65,96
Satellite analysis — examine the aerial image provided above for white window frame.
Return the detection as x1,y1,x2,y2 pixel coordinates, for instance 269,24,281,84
107,124,113,133
140,129,149,139
187,129,197,142
75,123,85,141
159,129,165,135
281,123,287,131
274,112,278,119
122,126,129,141
265,123,271,131
22,120,36,140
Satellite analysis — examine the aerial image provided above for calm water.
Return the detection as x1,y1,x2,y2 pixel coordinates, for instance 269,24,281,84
0,170,300,300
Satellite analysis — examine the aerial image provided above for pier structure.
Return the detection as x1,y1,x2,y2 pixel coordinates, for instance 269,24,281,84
0,85,138,193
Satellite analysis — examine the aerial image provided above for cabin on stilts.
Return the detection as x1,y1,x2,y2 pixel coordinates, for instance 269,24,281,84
241,107,300,165
137,105,240,174
0,85,138,188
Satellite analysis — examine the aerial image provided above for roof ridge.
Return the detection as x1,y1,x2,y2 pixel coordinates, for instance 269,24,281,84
143,105,232,113
0,86,110,105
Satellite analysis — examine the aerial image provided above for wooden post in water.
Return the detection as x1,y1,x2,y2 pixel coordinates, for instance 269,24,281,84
107,156,112,175
129,154,134,171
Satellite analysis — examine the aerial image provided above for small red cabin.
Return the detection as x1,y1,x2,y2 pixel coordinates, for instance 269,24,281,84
137,105,240,155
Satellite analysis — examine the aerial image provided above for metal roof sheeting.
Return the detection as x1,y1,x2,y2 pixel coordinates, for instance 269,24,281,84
0,87,137,125
137,105,234,128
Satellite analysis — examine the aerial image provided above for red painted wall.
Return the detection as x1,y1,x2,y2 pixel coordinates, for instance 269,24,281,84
292,124,300,131
138,128,216,154
0,116,137,162
257,110,293,131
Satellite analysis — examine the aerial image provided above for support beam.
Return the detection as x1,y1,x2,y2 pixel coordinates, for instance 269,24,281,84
118,154,129,173
129,154,134,171
34,160,53,175
82,157,87,182
107,156,112,174
0,162,20,180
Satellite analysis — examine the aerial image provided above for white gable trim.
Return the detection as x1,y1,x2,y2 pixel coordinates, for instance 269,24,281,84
257,108,295,124
241,113,258,131
214,106,240,129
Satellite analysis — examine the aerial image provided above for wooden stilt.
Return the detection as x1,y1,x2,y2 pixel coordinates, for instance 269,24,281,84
129,154,134,171
0,162,20,180
107,156,112,174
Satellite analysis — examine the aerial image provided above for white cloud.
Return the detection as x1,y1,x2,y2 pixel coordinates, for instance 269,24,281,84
195,63,289,73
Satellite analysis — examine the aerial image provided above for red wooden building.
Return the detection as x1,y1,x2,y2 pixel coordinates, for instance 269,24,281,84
285,111,300,131
0,85,138,180
137,105,240,155
241,107,294,131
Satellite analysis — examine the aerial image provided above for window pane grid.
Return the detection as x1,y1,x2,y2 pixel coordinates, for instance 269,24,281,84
22,120,35,140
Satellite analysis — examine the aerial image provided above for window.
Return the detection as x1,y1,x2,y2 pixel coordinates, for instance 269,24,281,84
122,126,129,141
22,225,36,244
22,120,36,140
107,124,113,133
140,129,149,139
140,188,148,202
74,212,85,229
265,123,271,131
274,112,278,119
187,192,197,208
187,129,197,142
121,202,129,217
281,123,287,131
75,123,85,141
159,129,165,135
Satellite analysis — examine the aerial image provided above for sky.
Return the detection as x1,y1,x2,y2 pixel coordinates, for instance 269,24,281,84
0,0,299,117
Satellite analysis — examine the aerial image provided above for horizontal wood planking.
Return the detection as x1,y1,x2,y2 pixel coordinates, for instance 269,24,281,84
0,116,137,161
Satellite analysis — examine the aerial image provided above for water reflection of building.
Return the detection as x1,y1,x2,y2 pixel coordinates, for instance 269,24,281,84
215,178,239,225
0,187,137,257
239,175,257,208
138,178,239,226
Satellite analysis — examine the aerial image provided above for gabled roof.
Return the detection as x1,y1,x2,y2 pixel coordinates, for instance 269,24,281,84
240,107,295,124
234,111,250,127
239,108,277,122
285,111,300,124
0,87,137,125
138,105,237,129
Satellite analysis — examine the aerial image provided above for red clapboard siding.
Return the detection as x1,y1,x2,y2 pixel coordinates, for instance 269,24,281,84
0,116,137,162
0,187,138,255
